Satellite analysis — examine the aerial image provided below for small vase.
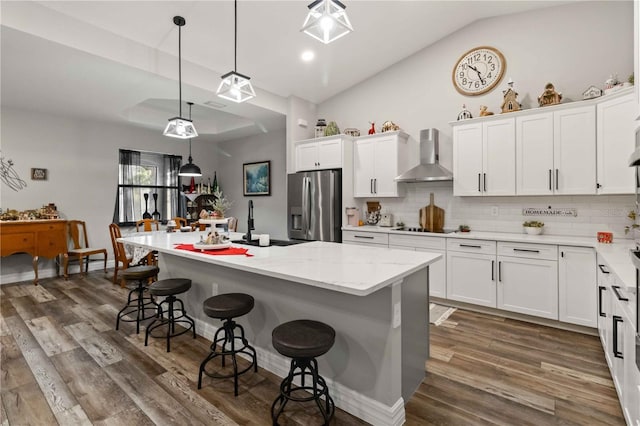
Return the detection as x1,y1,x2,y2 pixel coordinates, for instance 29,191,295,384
524,226,543,235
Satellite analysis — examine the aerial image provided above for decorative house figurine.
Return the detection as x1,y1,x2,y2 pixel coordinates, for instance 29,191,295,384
479,105,494,116
457,104,473,121
315,118,327,138
538,82,562,107
501,78,521,113
582,85,603,100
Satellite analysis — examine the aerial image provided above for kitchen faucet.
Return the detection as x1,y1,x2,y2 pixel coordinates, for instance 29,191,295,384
246,200,254,241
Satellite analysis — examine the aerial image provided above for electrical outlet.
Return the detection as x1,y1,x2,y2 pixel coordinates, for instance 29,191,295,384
491,206,499,217
393,302,401,328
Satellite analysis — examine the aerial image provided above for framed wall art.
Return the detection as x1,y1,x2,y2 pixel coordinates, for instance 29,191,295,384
31,168,47,181
243,160,271,196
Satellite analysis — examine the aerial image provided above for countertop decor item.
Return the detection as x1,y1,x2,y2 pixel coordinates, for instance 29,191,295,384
217,0,255,103
538,82,562,107
457,104,473,120
479,105,494,116
452,46,506,96
458,224,470,232
343,128,360,137
211,188,232,218
366,201,381,225
501,78,521,113
163,16,198,139
523,220,544,235
419,193,444,232
315,119,327,138
582,85,603,100
381,121,400,132
324,121,340,136
368,122,376,135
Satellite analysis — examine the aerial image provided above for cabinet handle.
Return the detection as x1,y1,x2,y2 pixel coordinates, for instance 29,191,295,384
483,173,487,192
598,286,606,317
513,248,540,253
598,264,610,274
612,285,629,301
491,260,495,281
612,315,623,359
548,169,552,191
460,244,482,249
370,179,373,194
478,174,481,192
354,235,374,239
555,169,559,190
498,261,502,282
374,178,377,194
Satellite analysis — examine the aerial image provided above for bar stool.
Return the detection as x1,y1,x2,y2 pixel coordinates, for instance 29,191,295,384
198,293,258,396
144,278,196,352
115,265,159,334
271,319,335,425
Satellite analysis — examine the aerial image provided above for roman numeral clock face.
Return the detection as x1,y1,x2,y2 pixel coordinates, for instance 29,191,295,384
452,46,506,96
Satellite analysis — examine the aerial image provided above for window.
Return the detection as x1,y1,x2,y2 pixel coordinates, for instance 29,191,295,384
113,149,183,225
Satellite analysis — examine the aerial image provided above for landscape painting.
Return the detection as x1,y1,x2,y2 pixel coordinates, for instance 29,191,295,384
243,160,270,196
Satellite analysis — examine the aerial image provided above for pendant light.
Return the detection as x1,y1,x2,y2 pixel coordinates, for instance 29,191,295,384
217,0,255,103
301,0,353,44
164,16,198,139
178,102,202,177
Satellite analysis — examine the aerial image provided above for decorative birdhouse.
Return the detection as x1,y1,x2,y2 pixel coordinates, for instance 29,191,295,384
457,104,473,121
582,85,602,100
501,79,521,113
538,82,562,107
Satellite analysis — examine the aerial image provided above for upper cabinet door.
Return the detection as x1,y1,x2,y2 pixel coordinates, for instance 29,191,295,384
516,112,554,195
597,93,636,194
353,138,376,197
453,122,483,196
553,105,596,195
317,138,343,170
295,141,319,172
483,118,515,196
372,135,400,197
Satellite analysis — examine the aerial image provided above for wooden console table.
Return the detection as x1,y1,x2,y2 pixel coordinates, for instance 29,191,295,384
0,220,68,285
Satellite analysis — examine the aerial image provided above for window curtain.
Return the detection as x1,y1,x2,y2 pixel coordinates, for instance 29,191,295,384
113,149,141,223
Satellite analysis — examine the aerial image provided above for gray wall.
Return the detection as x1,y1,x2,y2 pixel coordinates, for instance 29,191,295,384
215,128,288,240
316,1,635,237
0,106,219,282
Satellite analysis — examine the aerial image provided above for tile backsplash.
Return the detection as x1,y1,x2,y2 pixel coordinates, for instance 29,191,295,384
358,181,635,239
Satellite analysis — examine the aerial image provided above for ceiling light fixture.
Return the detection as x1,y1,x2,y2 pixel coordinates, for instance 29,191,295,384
164,16,198,139
217,0,255,103
301,0,353,44
178,102,202,177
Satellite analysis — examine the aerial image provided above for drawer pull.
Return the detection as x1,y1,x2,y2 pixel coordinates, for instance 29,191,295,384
611,285,629,302
598,264,610,274
354,235,374,239
513,248,540,253
491,260,495,281
459,244,482,249
612,315,623,359
598,286,606,317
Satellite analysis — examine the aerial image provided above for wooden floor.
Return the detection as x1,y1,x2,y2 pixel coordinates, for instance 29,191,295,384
0,272,625,426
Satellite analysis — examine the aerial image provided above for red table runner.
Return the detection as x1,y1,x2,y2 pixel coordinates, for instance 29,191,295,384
174,244,253,257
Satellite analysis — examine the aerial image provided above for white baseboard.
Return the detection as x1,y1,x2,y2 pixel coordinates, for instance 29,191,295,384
195,317,405,426
0,260,116,285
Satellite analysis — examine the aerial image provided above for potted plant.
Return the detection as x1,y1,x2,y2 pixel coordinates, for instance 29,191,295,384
624,210,639,235
458,224,470,233
523,220,544,235
211,188,232,219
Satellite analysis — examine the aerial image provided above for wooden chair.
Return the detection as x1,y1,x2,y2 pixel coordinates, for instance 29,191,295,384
190,221,207,232
109,223,132,286
136,219,160,232
173,217,188,228
66,220,108,277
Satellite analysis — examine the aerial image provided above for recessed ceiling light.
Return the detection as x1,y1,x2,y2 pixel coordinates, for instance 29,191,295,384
301,50,315,62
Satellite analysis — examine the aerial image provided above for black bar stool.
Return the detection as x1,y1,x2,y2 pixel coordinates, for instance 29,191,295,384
271,319,335,426
144,278,196,352
116,265,160,334
198,293,258,396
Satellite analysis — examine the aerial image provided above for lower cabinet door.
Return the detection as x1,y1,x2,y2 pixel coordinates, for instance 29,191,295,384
497,256,558,320
559,246,597,327
417,248,445,298
446,251,496,307
622,318,640,425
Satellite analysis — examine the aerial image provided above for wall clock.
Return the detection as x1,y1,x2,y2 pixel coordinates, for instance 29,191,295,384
452,46,506,96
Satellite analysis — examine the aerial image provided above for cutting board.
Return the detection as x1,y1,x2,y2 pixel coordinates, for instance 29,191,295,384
419,193,444,232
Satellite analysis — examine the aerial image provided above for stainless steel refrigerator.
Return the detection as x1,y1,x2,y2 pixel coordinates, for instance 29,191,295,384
287,170,342,242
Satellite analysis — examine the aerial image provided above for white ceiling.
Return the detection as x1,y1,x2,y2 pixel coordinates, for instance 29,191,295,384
1,0,573,142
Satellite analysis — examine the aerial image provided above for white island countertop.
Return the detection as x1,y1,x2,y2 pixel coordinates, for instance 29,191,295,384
119,231,441,296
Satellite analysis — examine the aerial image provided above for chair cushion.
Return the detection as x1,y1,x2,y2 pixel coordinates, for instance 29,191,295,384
149,278,191,296
121,265,159,280
203,293,254,319
272,320,335,359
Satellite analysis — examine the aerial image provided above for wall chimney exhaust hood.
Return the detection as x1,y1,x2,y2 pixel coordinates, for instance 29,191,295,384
395,128,453,182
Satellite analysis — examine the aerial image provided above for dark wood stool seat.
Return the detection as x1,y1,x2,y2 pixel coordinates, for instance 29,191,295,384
271,319,336,425
144,278,196,352
198,293,258,396
116,265,160,334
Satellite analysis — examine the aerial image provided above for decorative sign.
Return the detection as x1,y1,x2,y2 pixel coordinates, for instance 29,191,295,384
522,207,577,217
31,168,47,181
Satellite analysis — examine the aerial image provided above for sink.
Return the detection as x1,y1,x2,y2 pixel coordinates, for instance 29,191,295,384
231,239,308,247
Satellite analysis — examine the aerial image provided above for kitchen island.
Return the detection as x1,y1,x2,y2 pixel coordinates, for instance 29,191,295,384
119,231,440,426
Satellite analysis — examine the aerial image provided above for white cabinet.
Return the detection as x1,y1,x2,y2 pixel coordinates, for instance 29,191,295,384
389,234,446,298
497,242,558,320
596,258,613,355
342,229,389,247
516,112,554,195
453,118,515,196
635,0,640,120
446,239,497,307
294,136,348,172
558,246,597,327
622,317,640,426
596,93,636,194
353,131,408,197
